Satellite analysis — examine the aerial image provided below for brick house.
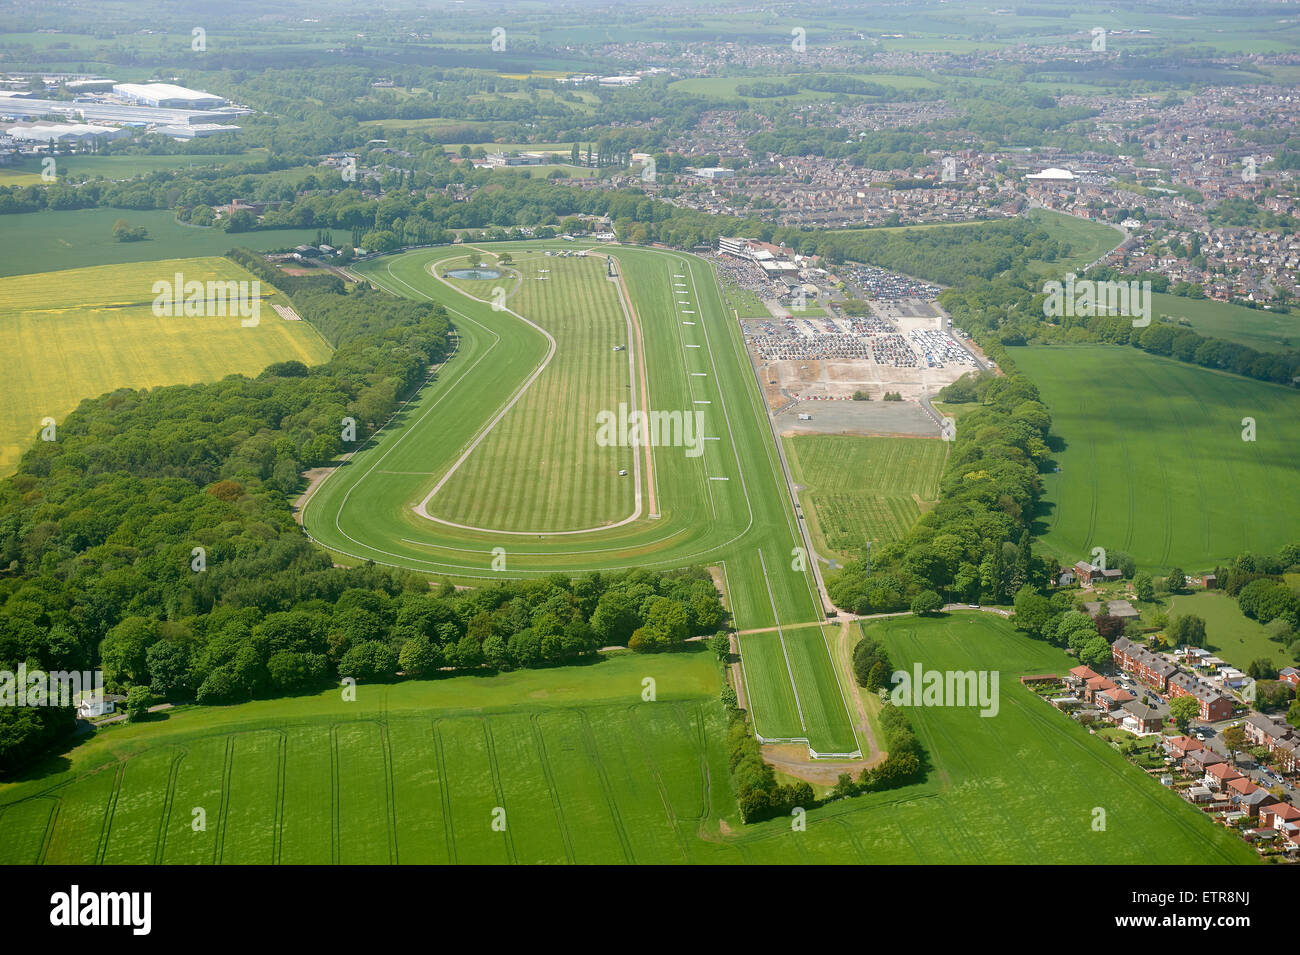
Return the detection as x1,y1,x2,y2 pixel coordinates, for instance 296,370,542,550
1112,637,1178,691
1167,672,1235,722
1243,713,1292,750
1084,675,1117,705
1121,700,1166,734
1204,762,1246,791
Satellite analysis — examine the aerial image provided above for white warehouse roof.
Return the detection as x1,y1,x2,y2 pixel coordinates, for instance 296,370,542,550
113,83,227,108
1026,167,1076,180
6,122,126,142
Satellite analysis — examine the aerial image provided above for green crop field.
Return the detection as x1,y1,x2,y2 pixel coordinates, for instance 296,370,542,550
784,434,947,561
1017,344,1300,572
0,257,332,475
849,613,1257,863
0,208,335,278
303,241,857,756
0,615,1254,864
0,152,270,186
1168,592,1298,674
667,73,940,101
1150,295,1300,354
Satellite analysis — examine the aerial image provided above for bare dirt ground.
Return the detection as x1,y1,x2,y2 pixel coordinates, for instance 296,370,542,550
292,466,336,525
761,744,873,787
774,400,939,438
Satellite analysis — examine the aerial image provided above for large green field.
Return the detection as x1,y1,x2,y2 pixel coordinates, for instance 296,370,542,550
1017,344,1300,572
0,152,271,186
303,241,857,755
1168,591,1298,674
0,208,333,278
1150,295,1300,354
0,256,332,475
0,615,1254,864
783,434,947,562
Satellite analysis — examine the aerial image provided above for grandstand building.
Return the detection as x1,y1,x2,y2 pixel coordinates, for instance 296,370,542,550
718,236,752,259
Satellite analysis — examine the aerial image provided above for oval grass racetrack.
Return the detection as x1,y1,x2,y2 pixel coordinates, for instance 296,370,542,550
303,243,824,632
303,241,869,755
1015,344,1300,572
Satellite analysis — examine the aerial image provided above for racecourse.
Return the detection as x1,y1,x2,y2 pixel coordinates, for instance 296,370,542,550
301,241,860,756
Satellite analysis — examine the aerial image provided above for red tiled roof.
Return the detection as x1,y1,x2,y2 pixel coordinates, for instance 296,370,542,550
1226,776,1258,795
1207,763,1245,781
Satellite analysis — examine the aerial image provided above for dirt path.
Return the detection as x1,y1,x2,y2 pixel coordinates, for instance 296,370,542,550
833,619,883,763
293,466,339,525
760,744,876,787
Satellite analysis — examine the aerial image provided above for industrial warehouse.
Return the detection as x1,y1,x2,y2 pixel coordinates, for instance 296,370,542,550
0,78,244,151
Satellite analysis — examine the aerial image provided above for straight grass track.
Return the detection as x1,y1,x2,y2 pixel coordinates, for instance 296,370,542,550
1015,344,1300,572
0,620,1256,864
0,256,332,475
783,434,947,561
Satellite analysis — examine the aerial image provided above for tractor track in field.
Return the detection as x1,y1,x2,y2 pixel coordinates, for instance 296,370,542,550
481,718,518,864
154,747,186,864
628,704,692,862
576,709,635,863
214,735,234,865
94,760,126,865
529,713,576,864
379,722,400,864
272,733,287,865
432,720,458,864
328,726,341,865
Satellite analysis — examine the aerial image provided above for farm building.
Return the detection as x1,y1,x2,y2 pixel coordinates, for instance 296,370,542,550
1083,599,1139,620
1072,561,1122,586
